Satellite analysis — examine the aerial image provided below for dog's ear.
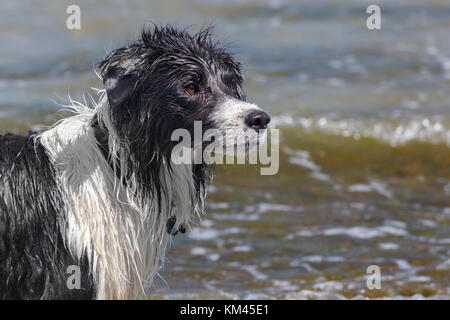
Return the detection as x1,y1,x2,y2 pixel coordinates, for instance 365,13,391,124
99,58,139,108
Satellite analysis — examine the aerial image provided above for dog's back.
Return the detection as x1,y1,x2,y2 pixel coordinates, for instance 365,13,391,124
0,133,95,299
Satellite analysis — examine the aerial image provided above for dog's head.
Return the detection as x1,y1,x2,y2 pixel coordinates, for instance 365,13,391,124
98,26,270,159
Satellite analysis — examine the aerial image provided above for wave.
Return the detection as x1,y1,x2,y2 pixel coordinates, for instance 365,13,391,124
272,115,450,146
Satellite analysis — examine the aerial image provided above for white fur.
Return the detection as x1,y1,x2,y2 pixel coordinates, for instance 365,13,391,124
213,97,262,132
39,91,201,299
212,97,264,155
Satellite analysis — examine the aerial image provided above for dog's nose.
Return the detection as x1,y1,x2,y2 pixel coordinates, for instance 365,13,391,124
245,110,271,130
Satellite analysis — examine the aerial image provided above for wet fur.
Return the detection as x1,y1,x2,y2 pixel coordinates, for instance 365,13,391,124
0,26,262,299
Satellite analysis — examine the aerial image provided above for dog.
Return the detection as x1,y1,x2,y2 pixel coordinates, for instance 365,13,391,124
0,26,270,299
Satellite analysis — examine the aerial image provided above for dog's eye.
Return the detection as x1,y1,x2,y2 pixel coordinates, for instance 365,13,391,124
185,84,198,95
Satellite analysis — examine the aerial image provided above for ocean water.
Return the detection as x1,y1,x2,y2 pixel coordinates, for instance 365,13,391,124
0,0,449,299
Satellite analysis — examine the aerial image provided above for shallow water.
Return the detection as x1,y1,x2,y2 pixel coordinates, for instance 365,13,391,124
0,0,449,299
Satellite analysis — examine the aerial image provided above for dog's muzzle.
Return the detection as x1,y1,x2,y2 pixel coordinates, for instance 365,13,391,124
213,97,271,132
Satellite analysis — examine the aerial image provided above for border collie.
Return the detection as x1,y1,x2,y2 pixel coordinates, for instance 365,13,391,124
0,26,270,299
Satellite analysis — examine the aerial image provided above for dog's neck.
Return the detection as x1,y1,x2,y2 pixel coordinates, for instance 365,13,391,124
40,100,206,299
91,115,194,236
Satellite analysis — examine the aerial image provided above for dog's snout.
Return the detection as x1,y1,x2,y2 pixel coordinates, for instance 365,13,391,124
245,110,271,130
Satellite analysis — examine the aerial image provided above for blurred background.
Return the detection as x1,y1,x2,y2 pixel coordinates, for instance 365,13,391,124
1,0,449,299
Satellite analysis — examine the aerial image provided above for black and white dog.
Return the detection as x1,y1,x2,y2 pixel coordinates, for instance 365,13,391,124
0,26,270,299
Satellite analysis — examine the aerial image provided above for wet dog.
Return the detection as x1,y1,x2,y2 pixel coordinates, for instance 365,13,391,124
0,26,270,299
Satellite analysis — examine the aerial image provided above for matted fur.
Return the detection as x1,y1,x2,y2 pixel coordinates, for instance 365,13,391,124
40,91,201,299
0,26,269,300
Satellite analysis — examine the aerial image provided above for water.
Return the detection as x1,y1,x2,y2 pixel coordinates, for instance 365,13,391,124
1,0,449,299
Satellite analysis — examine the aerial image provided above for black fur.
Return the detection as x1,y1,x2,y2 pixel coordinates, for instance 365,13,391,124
95,26,244,222
0,25,248,299
0,133,95,299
